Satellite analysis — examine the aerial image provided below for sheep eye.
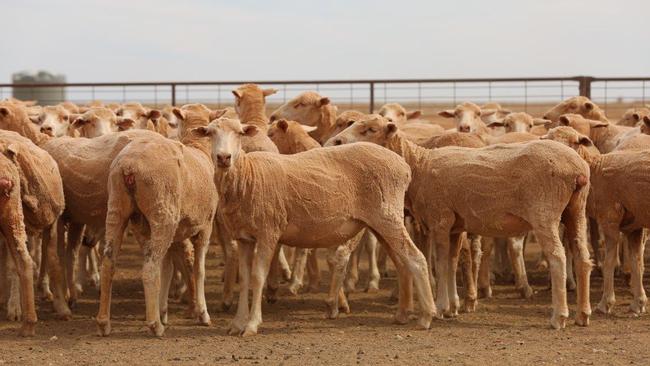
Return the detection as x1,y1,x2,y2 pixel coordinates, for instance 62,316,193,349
369,128,378,133
294,103,302,109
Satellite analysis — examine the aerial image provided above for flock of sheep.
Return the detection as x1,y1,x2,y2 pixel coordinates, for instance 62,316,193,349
0,84,649,338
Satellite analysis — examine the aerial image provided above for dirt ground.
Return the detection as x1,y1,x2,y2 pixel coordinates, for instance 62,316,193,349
1,237,650,366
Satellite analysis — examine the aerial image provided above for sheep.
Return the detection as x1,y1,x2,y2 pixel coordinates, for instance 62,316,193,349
267,119,319,153
96,103,219,337
486,112,540,134
0,150,37,336
554,114,634,153
70,107,135,138
58,101,80,114
541,126,650,314
196,117,435,336
327,115,592,329
377,103,423,123
115,102,169,137
29,105,75,137
616,107,650,127
269,91,339,144
377,103,446,145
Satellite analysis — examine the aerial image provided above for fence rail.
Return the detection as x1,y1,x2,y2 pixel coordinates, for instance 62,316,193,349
1,76,649,116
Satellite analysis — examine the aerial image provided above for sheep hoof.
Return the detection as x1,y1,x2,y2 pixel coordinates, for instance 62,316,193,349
575,312,590,327
287,283,302,296
90,274,100,289
417,314,432,329
40,289,54,302
6,304,21,322
365,285,379,294
519,285,534,300
149,321,165,337
228,321,245,336
339,301,350,314
241,325,258,337
160,310,168,325
477,287,492,299
96,319,111,337
550,314,567,330
463,298,477,313
394,310,409,325
566,280,577,292
19,321,36,337
196,310,211,326
596,300,614,315
220,301,232,313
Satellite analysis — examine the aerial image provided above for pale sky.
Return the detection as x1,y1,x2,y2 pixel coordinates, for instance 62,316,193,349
1,0,649,83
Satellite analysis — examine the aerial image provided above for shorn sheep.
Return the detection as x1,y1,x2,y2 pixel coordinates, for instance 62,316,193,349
195,117,435,336
328,115,593,329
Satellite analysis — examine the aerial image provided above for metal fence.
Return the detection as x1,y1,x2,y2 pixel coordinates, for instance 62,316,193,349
1,76,649,117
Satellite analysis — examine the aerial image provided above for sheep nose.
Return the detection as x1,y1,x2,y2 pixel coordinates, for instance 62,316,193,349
334,139,342,145
0,178,13,196
41,126,53,134
458,125,470,133
216,153,232,167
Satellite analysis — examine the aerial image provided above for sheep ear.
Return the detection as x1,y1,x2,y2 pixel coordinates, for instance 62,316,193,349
242,124,258,137
0,107,10,117
301,125,318,133
559,116,570,126
172,107,185,121
438,110,455,118
29,115,40,124
67,113,80,123
498,109,512,115
486,121,505,128
481,108,497,117
406,110,421,120
277,119,289,132
644,115,650,126
116,117,135,130
578,136,593,146
262,88,278,97
590,120,609,128
148,109,162,120
386,123,398,137
210,108,227,121
583,101,594,111
71,117,88,127
4,143,18,160
632,113,641,122
533,118,552,126
232,90,243,99
192,126,213,137
318,97,330,107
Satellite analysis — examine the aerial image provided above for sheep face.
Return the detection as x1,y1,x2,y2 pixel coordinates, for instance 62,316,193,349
196,118,258,169
541,126,593,150
325,114,396,147
377,103,421,124
71,108,120,138
232,84,277,117
487,112,535,133
269,91,330,126
618,108,650,127
543,96,603,122
331,111,367,139
32,106,72,137
438,102,493,133
116,103,162,131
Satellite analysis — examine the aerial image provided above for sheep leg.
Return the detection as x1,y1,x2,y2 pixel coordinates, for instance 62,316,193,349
221,240,238,311
477,237,493,299
344,243,360,292
5,253,20,321
0,212,37,336
76,245,90,292
265,246,281,304
434,232,450,317
288,248,309,295
535,225,568,329
596,224,620,315
64,223,84,308
589,218,602,273
446,233,462,317
627,229,647,315
43,223,71,319
364,231,380,292
141,238,171,338
377,244,388,277
159,248,174,325
242,239,277,337
373,221,435,329
277,246,292,282
306,249,320,293
325,245,353,318
87,245,100,289
468,234,482,309
192,231,211,326
0,243,6,309
506,235,533,299
229,241,253,336
461,234,480,312
174,240,196,317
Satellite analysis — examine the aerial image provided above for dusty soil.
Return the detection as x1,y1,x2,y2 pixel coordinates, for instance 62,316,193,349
1,238,650,366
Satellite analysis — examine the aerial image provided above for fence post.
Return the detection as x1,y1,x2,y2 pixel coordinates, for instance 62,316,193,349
171,83,176,106
369,82,375,113
578,76,593,98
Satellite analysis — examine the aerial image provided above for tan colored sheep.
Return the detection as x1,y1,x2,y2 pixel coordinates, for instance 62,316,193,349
30,105,75,137
0,150,36,336
377,103,446,145
617,107,650,127
97,103,218,337
543,96,609,123
196,117,434,336
327,115,592,329
70,107,135,138
116,102,169,137
555,114,634,153
542,126,650,314
269,91,339,144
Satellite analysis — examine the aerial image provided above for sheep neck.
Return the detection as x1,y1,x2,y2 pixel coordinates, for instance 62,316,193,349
576,145,603,173
311,105,337,144
238,100,268,131
179,117,211,156
214,151,253,204
9,116,50,146
590,124,628,153
385,132,425,169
